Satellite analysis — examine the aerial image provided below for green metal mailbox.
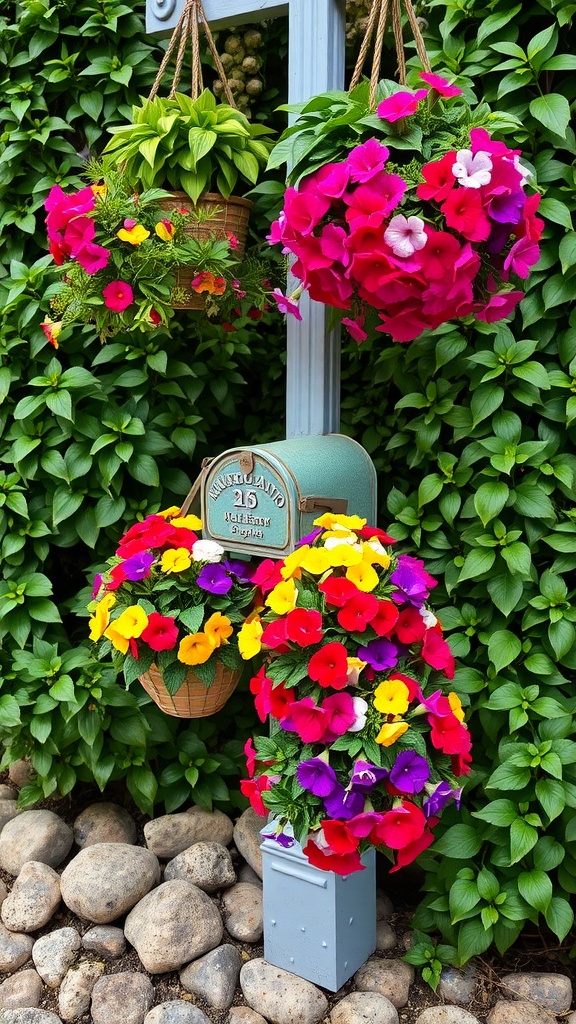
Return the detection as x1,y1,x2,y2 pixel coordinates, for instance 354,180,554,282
201,434,377,558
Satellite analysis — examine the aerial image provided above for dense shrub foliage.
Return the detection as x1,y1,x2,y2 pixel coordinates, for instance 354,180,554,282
1,0,576,964
0,0,283,815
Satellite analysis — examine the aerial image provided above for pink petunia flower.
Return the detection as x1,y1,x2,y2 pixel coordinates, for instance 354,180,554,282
342,315,368,344
76,241,111,275
346,138,390,183
102,280,134,312
452,150,492,189
503,236,540,280
418,72,462,97
476,290,524,323
384,214,428,258
377,89,427,123
271,288,303,320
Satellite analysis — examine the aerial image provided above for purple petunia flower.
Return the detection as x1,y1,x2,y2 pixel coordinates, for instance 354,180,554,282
358,638,399,671
260,818,295,848
350,760,389,793
488,189,525,225
390,554,437,607
323,783,365,820
223,559,253,584
92,573,103,599
389,750,430,794
423,780,463,818
122,551,154,582
197,563,233,595
297,527,323,548
297,758,339,797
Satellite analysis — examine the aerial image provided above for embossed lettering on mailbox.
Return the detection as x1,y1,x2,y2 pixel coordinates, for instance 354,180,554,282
205,456,290,550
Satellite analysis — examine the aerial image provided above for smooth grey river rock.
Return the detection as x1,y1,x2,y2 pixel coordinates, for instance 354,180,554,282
144,1005,211,1024
486,1001,558,1024
179,943,242,1009
31,927,81,988
240,958,328,1024
90,972,154,1024
222,882,263,943
81,925,126,959
354,957,414,1008
124,879,223,973
330,991,399,1024
60,843,160,923
58,961,104,1021
501,971,572,1014
0,1011,63,1024
0,971,42,1011
232,808,266,880
0,925,33,973
73,802,136,848
0,811,73,875
164,841,236,892
1,862,61,933
414,1008,481,1024
144,807,233,858
438,965,478,1005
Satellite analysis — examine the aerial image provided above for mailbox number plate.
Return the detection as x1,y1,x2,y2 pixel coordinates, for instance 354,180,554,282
204,456,290,551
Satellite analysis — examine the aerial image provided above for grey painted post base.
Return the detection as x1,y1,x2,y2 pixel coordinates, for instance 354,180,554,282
260,837,377,992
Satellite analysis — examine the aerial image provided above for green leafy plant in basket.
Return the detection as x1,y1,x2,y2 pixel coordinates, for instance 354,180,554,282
102,89,274,205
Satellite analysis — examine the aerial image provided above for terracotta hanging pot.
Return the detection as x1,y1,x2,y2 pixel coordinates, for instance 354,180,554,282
157,191,253,309
138,661,241,718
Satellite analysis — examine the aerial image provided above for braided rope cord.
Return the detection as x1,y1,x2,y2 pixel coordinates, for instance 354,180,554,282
349,0,432,108
148,0,236,107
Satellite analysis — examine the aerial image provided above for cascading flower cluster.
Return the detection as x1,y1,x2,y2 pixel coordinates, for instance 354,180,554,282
241,513,471,875
42,167,274,345
88,508,257,695
269,74,543,344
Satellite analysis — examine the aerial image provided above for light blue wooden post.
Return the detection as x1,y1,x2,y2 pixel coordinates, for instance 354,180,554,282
145,0,347,439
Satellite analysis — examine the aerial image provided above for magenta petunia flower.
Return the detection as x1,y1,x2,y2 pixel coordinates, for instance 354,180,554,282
503,236,540,280
342,316,368,344
102,280,133,312
419,72,462,97
346,138,390,183
271,288,302,320
197,563,233,595
389,750,430,794
377,89,427,123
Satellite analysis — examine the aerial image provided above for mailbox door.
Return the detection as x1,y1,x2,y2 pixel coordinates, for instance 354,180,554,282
202,449,300,557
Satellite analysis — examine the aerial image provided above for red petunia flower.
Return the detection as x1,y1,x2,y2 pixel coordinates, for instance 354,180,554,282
261,618,290,651
389,822,437,872
308,642,349,689
319,576,359,608
322,819,361,855
394,607,427,644
285,607,324,647
240,776,270,817
416,152,457,202
421,629,455,678
373,801,427,849
303,839,364,875
251,559,283,594
106,563,127,591
140,612,179,652
370,600,399,637
337,591,379,632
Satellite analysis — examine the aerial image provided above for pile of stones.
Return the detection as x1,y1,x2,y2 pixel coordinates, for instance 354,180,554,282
0,774,573,1024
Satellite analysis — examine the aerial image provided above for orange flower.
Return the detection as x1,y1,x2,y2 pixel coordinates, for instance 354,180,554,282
191,271,226,295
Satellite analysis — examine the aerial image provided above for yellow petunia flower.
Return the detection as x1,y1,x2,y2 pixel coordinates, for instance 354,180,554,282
362,541,391,569
326,543,363,568
265,579,297,615
346,561,379,593
204,612,233,647
299,547,332,575
169,515,202,530
157,506,182,519
161,548,192,574
374,679,410,716
88,593,116,642
112,605,149,640
178,632,215,666
313,513,367,531
91,183,107,197
238,617,264,660
155,219,175,241
346,656,367,685
280,547,308,580
449,692,466,723
104,624,129,655
117,223,150,245
376,720,409,747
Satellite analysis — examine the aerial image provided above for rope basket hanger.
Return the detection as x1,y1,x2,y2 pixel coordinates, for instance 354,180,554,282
148,0,236,106
349,0,432,109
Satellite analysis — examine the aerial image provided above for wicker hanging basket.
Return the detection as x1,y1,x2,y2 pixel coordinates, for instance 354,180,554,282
138,661,241,718
157,191,253,309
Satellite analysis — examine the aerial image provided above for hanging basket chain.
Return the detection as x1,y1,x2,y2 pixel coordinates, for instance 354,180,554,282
148,0,236,107
350,0,431,108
